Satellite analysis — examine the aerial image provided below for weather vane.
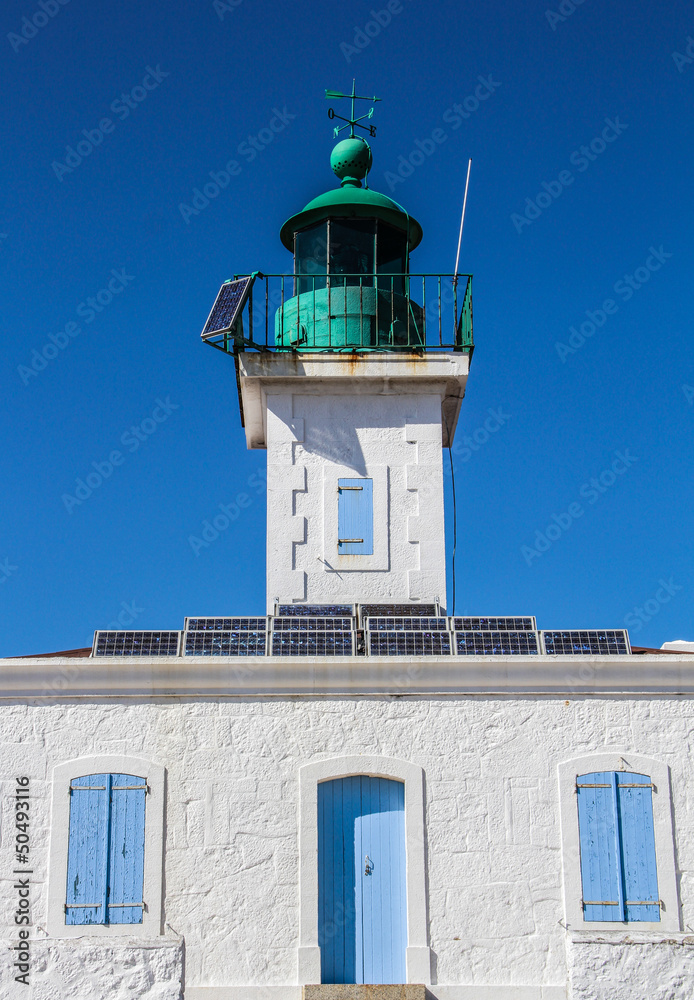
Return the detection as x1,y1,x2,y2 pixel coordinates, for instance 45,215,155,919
325,80,381,139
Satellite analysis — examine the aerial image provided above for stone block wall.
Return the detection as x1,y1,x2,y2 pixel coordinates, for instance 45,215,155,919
1,694,694,998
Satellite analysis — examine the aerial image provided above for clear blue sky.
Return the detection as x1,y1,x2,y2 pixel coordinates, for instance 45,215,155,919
2,0,693,655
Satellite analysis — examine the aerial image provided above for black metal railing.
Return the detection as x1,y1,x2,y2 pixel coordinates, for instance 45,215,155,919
203,273,473,356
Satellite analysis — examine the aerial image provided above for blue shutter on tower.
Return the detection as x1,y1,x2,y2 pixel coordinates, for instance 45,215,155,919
65,774,111,925
107,774,147,924
338,479,373,555
577,771,660,923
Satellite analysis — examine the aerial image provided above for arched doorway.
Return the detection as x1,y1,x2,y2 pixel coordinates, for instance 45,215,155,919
318,775,407,984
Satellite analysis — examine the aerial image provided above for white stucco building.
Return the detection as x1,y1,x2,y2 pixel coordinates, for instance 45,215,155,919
2,119,693,1000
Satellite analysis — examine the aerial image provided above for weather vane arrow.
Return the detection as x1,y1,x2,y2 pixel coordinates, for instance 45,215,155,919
325,79,381,138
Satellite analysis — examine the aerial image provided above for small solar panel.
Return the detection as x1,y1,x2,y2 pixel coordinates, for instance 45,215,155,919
93,631,181,657
453,616,536,631
454,631,540,655
367,631,451,656
272,617,353,631
365,617,449,631
201,277,253,339
183,630,266,656
184,617,267,631
541,630,630,655
358,603,439,624
271,631,355,656
276,604,354,617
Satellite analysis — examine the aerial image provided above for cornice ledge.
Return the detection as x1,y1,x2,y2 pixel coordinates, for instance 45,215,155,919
2,655,694,698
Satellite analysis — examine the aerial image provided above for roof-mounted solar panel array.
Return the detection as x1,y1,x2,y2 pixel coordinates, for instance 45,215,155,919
365,617,449,631
367,630,452,657
90,614,631,657
184,630,267,656
271,617,355,656
358,603,439,623
454,616,537,631
184,617,267,632
93,631,182,657
454,631,541,656
541,630,630,655
275,604,355,618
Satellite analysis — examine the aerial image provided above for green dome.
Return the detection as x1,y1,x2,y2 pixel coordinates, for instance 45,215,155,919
280,185,422,251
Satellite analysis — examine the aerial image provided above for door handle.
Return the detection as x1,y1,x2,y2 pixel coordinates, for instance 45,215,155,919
364,855,373,876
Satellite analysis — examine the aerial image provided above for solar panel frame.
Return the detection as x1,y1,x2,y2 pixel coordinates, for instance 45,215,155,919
275,604,355,618
271,617,354,631
184,617,268,632
201,277,253,339
364,617,449,631
358,603,439,624
452,616,537,631
271,631,355,656
183,630,267,656
453,631,541,656
92,631,181,657
366,630,452,656
540,630,631,655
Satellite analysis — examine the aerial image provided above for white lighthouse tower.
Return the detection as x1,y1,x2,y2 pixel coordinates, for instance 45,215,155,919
203,87,473,612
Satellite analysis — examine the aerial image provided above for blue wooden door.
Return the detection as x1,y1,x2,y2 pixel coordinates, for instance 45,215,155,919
318,776,407,984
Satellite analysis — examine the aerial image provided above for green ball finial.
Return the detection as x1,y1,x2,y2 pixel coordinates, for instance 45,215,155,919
330,137,373,186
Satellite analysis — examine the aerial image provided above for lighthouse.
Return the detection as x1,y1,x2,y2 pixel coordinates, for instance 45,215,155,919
202,86,474,613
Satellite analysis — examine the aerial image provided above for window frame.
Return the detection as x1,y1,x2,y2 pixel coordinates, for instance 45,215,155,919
47,755,165,938
558,753,680,932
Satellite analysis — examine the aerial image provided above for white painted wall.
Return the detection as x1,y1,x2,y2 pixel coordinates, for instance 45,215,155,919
1,689,694,999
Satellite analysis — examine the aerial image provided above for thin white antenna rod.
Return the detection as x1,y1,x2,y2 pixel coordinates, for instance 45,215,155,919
452,158,472,286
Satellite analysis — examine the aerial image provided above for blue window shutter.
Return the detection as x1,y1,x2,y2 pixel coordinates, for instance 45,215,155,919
616,772,660,922
577,770,660,923
338,479,373,555
107,773,146,924
65,773,111,925
577,771,623,921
